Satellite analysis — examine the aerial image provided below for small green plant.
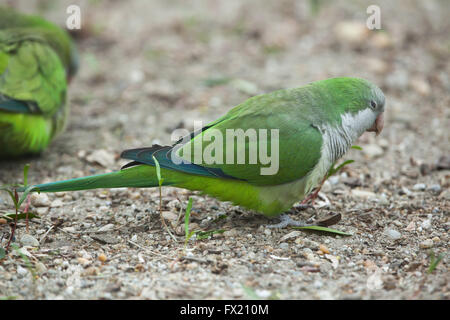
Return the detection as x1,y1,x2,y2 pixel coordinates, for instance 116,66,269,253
11,244,37,281
184,197,195,247
152,155,164,214
428,251,444,274
183,197,225,247
326,145,362,178
195,229,225,240
0,164,38,252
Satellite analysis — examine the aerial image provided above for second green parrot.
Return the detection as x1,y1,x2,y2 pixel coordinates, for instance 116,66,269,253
24,77,385,221
0,7,78,158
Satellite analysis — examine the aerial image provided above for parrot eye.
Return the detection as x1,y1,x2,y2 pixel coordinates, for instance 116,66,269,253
370,100,377,109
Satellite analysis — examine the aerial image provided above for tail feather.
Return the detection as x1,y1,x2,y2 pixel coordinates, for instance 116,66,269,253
29,165,167,193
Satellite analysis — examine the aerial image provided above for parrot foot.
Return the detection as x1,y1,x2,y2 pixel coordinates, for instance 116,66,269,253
266,214,313,229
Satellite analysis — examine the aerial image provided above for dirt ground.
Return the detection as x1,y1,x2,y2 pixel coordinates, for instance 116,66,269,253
0,0,448,300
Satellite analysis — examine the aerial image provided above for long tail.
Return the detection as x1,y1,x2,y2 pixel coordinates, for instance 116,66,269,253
27,165,170,193
21,161,269,215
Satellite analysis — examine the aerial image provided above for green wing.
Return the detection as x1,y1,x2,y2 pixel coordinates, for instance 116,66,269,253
0,30,67,117
0,30,68,157
0,7,78,77
122,88,324,186
178,89,323,185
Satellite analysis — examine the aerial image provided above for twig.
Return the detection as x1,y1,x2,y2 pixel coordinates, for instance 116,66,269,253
127,239,171,259
39,225,54,243
24,196,31,233
5,190,19,252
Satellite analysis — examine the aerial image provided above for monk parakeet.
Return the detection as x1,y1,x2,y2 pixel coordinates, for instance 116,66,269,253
0,7,78,158
24,77,385,225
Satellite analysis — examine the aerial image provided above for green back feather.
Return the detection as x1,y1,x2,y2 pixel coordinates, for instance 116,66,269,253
0,7,77,157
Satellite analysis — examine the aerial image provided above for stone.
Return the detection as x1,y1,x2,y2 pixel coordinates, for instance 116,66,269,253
30,193,50,207
20,234,40,247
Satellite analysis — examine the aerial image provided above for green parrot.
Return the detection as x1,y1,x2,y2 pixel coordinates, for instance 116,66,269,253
23,77,385,226
0,7,78,158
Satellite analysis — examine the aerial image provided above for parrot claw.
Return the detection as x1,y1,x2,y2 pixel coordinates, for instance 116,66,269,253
266,214,313,229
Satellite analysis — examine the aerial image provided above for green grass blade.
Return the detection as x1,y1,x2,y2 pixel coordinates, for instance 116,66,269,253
23,164,30,187
152,156,164,186
328,159,355,177
17,186,36,208
184,197,193,246
2,212,40,221
428,251,444,274
196,229,225,240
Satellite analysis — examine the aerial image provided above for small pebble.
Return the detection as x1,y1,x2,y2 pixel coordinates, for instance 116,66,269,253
385,229,402,240
393,220,403,227
161,211,178,221
50,199,64,208
303,239,320,250
335,21,369,44
86,149,115,167
428,184,441,193
328,176,339,185
98,253,107,263
36,207,49,215
224,229,238,237
413,183,426,191
279,242,289,250
30,193,50,207
419,239,434,249
17,265,28,277
77,257,91,266
0,218,7,224
352,189,376,198
319,244,330,254
35,262,47,274
20,234,40,247
421,219,432,230
97,224,115,232
362,144,384,158
438,189,450,200
279,231,301,242
83,267,98,276
399,187,412,196
405,221,415,231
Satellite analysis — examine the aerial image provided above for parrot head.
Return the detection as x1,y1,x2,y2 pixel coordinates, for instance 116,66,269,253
358,78,385,136
321,77,385,137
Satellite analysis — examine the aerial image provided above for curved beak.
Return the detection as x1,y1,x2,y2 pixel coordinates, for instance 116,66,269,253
367,113,384,136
